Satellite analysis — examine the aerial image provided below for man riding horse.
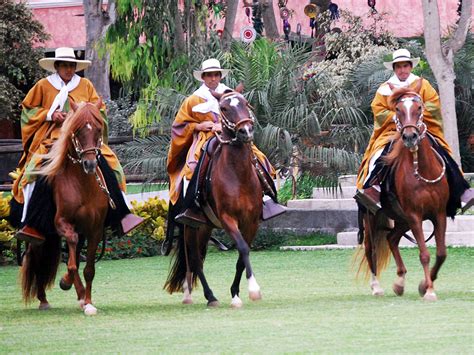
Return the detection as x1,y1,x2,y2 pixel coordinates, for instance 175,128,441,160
355,48,474,216
167,58,285,227
10,47,143,244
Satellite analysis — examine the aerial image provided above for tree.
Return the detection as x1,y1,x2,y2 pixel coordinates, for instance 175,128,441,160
83,0,117,100
260,0,279,39
222,0,239,49
0,0,49,121
421,0,472,165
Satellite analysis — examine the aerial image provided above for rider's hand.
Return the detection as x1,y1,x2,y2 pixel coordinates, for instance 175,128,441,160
195,121,214,132
52,110,66,124
212,123,222,133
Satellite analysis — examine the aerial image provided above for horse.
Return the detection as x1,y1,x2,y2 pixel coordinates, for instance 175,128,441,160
21,100,109,315
358,79,450,301
164,88,264,308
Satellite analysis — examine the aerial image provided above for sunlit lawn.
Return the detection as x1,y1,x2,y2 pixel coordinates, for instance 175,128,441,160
1,247,473,353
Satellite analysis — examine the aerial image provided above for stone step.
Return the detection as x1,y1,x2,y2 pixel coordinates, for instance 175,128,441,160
313,186,357,199
287,198,358,210
338,174,358,187
337,230,474,247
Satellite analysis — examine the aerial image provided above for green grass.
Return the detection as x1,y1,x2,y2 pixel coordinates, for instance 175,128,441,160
0,248,473,353
126,182,168,195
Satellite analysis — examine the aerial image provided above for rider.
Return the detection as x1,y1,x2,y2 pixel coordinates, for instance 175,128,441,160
11,47,143,244
167,58,285,227
355,48,474,216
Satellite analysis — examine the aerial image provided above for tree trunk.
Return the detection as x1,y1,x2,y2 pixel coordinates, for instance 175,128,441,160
421,0,472,166
83,0,115,100
172,1,185,54
222,0,239,49
260,0,279,39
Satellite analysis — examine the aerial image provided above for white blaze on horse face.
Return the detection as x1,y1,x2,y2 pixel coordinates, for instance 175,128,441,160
86,123,92,131
402,99,414,125
225,95,240,108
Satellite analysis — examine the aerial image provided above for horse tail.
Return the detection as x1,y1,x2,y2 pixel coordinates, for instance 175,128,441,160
21,233,61,303
354,213,391,280
164,233,198,294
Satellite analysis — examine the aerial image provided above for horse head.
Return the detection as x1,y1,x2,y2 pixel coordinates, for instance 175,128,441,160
389,79,425,150
212,84,255,144
68,99,104,174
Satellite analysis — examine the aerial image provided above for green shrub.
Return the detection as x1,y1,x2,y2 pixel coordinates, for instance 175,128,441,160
278,173,337,204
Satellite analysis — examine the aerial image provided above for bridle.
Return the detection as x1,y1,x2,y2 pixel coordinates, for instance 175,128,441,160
215,92,255,145
68,125,116,209
69,129,103,164
393,93,446,184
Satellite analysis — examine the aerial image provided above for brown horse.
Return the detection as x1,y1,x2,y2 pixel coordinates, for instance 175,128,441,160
359,79,450,301
165,89,263,308
21,100,109,315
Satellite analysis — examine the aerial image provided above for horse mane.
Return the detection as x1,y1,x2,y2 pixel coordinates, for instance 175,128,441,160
35,102,103,179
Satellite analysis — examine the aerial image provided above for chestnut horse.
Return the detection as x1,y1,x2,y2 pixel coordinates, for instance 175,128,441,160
21,100,109,315
359,80,451,301
165,89,263,308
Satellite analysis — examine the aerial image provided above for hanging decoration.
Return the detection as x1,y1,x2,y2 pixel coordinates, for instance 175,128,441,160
283,18,291,41
304,3,319,38
368,0,377,14
328,2,339,20
279,7,290,20
240,25,257,43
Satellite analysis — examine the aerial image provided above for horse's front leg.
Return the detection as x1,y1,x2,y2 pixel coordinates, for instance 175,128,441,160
59,237,86,306
222,215,261,303
230,254,245,308
419,215,447,300
56,216,80,288
410,221,436,301
82,230,102,315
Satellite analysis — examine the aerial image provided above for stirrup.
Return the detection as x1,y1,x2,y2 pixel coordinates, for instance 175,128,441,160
354,189,381,214
262,198,286,220
175,208,208,228
121,214,144,234
16,226,46,246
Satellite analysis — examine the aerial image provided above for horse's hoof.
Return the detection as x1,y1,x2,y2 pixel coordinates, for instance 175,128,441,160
182,298,193,305
393,283,404,296
78,299,85,309
39,302,50,310
423,291,437,302
418,281,428,296
231,296,243,308
83,303,97,316
249,290,262,301
207,300,220,308
59,278,72,291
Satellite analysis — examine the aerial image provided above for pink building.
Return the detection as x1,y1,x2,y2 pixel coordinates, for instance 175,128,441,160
26,0,472,51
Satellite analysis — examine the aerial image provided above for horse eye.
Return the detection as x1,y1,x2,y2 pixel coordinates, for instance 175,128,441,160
221,106,227,112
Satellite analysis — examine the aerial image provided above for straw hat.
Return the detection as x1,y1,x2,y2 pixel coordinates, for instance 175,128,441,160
383,49,420,70
193,58,230,82
39,47,91,73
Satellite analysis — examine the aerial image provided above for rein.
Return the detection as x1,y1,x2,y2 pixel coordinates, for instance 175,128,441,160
393,94,445,184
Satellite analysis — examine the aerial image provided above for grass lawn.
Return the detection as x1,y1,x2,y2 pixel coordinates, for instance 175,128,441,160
0,247,473,353
126,183,168,195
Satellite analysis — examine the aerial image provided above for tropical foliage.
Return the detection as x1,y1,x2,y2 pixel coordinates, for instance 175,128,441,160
0,0,49,121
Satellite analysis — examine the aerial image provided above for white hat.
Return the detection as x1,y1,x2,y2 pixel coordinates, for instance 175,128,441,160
383,49,420,70
193,58,230,82
39,47,91,73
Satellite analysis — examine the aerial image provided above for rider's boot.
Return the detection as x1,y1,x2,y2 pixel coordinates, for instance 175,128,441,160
175,145,212,228
461,187,474,213
16,225,45,245
355,185,382,214
256,162,286,220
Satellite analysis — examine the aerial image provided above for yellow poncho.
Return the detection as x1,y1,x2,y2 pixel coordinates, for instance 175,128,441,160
12,77,126,204
167,94,274,205
356,76,451,189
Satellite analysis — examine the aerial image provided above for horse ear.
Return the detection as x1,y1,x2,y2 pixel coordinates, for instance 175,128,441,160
211,90,222,100
70,100,78,112
95,97,103,110
414,78,423,93
235,82,245,93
